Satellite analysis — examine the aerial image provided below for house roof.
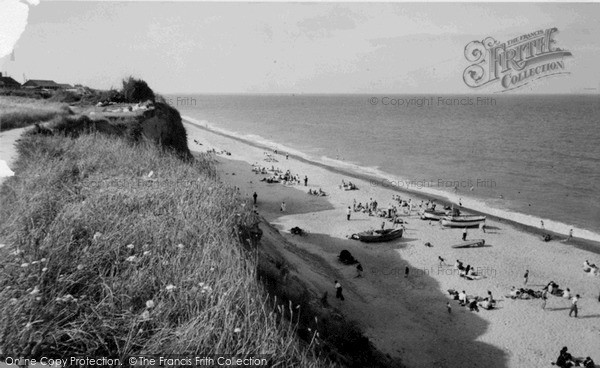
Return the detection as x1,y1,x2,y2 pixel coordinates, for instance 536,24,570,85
23,79,60,88
0,76,21,87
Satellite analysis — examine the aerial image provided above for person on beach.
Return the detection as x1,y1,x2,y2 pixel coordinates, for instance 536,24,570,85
280,202,286,212
439,256,445,266
569,294,579,317
346,206,351,221
563,288,571,299
404,266,409,278
381,221,385,230
335,280,344,301
541,289,548,310
304,175,308,186
541,220,545,229
567,228,573,241
479,222,486,233
355,263,363,278
458,291,467,306
253,192,258,205
446,302,452,314
462,227,467,241
286,153,289,160
523,270,529,285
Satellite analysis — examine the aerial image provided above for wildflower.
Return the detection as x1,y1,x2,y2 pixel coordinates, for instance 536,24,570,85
148,171,154,178
143,251,150,256
126,244,135,249
30,286,40,295
166,284,176,291
126,256,136,262
25,322,32,329
210,267,215,272
42,267,48,272
35,297,41,301
40,258,47,262
9,298,17,304
76,264,84,270
21,263,30,268
141,310,150,321
176,243,184,249
199,282,205,287
145,300,155,309
93,232,102,241
233,328,242,333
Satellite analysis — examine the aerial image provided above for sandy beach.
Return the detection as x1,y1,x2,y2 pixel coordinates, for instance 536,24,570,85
183,119,600,368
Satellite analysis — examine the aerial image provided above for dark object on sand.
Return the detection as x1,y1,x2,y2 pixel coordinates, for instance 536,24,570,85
351,228,403,243
290,226,305,236
338,250,358,265
543,234,553,242
424,242,433,247
451,239,485,248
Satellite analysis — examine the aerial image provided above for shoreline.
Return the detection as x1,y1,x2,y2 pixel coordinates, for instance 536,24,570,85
182,116,600,256
182,118,600,367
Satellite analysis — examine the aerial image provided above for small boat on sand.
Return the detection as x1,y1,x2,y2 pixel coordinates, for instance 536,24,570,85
420,209,447,221
451,239,486,248
441,215,486,228
351,228,403,243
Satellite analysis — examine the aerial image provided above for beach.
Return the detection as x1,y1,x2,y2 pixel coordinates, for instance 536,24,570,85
183,119,600,368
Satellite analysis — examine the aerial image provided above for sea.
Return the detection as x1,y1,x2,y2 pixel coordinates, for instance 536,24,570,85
170,94,600,242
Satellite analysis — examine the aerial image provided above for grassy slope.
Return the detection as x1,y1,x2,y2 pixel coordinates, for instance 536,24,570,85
0,133,330,366
0,97,72,132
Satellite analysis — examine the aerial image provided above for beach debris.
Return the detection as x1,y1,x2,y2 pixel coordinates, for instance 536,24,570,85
290,226,305,236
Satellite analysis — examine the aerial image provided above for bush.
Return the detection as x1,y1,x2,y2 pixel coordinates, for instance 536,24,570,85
121,77,155,103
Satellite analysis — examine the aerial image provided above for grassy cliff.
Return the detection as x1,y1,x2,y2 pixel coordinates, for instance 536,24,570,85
0,132,330,366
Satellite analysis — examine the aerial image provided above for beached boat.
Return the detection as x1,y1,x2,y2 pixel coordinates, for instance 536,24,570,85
420,209,447,221
451,239,485,248
351,228,403,243
441,215,486,228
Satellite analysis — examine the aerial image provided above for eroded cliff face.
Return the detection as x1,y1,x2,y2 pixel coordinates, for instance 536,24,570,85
139,102,192,160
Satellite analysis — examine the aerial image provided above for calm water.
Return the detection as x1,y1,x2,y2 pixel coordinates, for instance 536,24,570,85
173,94,600,241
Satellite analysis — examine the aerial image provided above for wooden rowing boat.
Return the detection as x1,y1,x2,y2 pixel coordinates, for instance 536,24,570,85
351,228,403,243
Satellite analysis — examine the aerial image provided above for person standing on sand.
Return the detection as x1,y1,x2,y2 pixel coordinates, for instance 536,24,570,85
567,228,573,241
381,221,385,230
286,153,289,160
404,266,409,278
523,269,529,285
446,302,452,314
569,294,579,317
304,175,308,186
541,289,548,310
462,227,468,241
541,220,545,229
253,192,258,205
335,280,344,300
346,206,351,221
280,202,286,212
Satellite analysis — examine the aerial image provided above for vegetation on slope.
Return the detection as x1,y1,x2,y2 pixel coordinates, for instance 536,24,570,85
0,133,330,366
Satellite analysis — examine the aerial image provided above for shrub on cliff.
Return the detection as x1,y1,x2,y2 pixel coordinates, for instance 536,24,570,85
121,77,155,103
139,102,192,160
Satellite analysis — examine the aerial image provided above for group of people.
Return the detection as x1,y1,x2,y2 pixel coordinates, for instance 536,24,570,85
308,188,326,196
454,259,481,280
554,346,595,368
583,260,599,275
340,179,358,190
448,289,496,312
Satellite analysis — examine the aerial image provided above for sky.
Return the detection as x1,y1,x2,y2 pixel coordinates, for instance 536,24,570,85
1,1,599,94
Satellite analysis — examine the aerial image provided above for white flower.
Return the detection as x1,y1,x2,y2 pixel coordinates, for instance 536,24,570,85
35,297,41,301
198,282,205,287
143,251,150,256
126,256,136,262
165,284,175,291
25,322,32,329
126,244,135,249
93,232,102,241
145,300,155,309
40,258,47,262
141,310,150,321
76,264,84,270
30,286,40,295
9,298,17,304
233,327,242,333
210,267,215,272
148,171,154,178
42,267,48,272
21,263,30,268
176,243,184,249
